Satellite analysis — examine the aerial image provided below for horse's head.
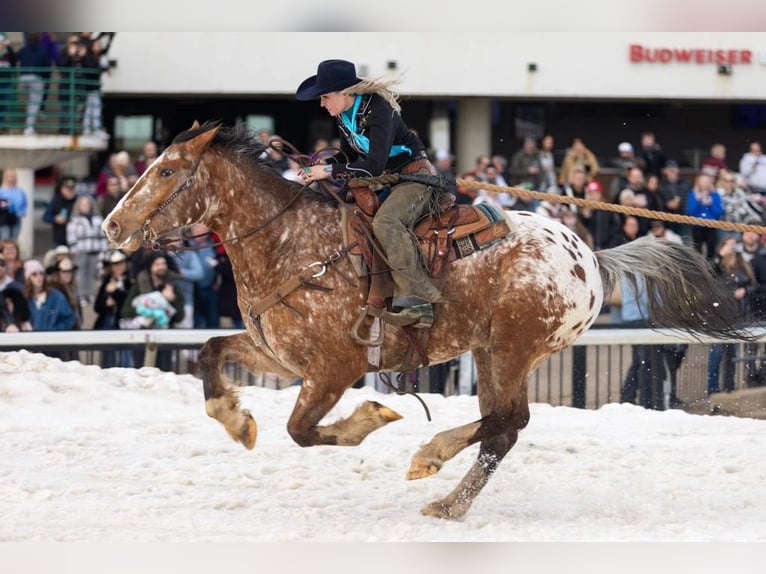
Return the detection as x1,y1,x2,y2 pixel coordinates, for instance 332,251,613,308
102,121,220,252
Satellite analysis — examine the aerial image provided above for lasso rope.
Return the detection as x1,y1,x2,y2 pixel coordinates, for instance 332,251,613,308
348,174,766,235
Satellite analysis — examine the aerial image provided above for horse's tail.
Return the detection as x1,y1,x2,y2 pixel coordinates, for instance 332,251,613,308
595,237,754,341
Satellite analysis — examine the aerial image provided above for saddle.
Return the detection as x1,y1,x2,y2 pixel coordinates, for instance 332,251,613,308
343,178,512,369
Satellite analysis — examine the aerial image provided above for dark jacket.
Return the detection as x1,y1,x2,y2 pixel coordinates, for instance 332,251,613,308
332,93,425,180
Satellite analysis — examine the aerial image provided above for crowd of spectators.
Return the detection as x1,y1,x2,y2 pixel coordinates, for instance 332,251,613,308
4,128,766,399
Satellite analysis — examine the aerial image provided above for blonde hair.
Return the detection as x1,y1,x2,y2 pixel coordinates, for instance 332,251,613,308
344,75,403,113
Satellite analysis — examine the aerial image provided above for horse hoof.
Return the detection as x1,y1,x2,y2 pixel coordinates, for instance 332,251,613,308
372,401,403,422
420,500,464,520
240,409,258,450
406,458,440,480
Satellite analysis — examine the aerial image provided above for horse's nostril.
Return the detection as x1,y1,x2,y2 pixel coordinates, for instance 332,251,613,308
106,219,120,238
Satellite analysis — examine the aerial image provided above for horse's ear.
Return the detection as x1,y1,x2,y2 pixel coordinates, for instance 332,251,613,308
184,124,220,155
191,120,200,129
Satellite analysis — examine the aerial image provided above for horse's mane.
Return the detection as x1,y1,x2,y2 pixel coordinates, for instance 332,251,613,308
173,120,338,206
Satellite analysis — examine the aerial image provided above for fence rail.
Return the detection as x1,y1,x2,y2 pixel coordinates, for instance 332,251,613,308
3,327,766,409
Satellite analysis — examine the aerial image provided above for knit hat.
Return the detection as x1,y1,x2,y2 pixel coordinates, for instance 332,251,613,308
24,259,45,280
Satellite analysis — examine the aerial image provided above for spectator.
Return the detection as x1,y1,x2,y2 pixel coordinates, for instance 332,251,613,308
216,247,243,329
134,140,159,176
700,143,729,180
538,134,558,192
1,238,24,283
0,251,22,292
559,166,588,212
739,141,766,195
42,177,77,247
1,285,32,332
0,33,17,130
558,137,599,185
16,32,52,135
166,244,204,330
81,39,108,138
707,236,754,395
93,249,133,368
96,151,136,198
717,170,762,243
609,215,641,248
638,131,667,177
659,159,692,242
560,208,593,249
0,169,28,240
96,175,125,218
66,194,108,303
121,253,185,370
433,149,455,179
57,34,89,135
579,180,621,250
185,224,220,329
46,256,84,330
509,137,542,189
687,173,724,259
611,141,645,172
616,273,655,409
23,258,76,333
646,220,683,245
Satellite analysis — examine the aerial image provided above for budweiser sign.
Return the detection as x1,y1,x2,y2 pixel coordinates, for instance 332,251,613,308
629,44,753,65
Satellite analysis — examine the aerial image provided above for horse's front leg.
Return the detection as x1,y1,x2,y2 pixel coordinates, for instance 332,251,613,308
199,332,296,449
286,377,402,447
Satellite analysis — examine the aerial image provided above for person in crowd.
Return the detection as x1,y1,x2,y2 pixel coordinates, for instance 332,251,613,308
433,149,455,179
215,246,243,329
645,219,683,245
686,172,724,259
717,170,763,243
0,169,28,240
559,166,588,212
0,252,22,293
121,252,184,370
93,249,133,368
66,194,109,303
454,171,478,205
1,238,24,284
96,175,125,218
619,166,652,235
489,154,511,187
637,131,667,177
538,134,558,192
46,255,84,330
642,174,666,213
16,32,52,135
578,180,621,250
608,215,641,248
166,243,204,330
42,176,77,247
560,208,593,249
1,284,32,332
739,141,766,195
558,137,599,185
0,33,17,131
58,34,90,135
659,159,692,243
81,39,108,137
611,141,645,173
184,224,221,329
509,137,542,190
700,143,729,180
707,236,754,395
96,150,136,198
616,273,655,408
134,140,159,176
294,58,444,327
23,258,76,333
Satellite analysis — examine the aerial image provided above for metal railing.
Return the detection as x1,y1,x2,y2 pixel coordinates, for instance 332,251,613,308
3,328,765,409
0,66,103,135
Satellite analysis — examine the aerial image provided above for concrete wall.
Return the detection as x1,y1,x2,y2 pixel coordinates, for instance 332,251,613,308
103,32,766,100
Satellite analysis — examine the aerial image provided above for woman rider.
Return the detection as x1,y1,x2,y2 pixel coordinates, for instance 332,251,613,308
296,59,444,328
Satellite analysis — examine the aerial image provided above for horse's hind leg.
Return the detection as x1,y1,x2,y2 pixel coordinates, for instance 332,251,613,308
199,332,295,449
286,377,402,447
410,346,531,520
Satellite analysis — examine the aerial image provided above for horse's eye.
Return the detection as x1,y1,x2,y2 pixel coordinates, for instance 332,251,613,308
160,168,174,177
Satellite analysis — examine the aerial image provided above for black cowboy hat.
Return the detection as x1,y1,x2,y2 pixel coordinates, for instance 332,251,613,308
295,59,362,101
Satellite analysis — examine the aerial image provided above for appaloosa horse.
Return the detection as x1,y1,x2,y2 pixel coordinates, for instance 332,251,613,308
103,121,746,519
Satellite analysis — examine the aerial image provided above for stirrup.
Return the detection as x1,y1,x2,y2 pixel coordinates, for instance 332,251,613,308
382,303,434,329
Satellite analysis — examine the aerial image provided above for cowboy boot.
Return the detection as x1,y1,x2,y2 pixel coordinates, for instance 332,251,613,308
382,296,434,329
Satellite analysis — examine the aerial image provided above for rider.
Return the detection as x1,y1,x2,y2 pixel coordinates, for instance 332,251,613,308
296,59,444,327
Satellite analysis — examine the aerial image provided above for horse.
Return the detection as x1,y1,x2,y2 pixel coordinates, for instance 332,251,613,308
102,121,747,520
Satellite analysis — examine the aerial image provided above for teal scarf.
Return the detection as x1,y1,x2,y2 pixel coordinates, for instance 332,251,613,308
340,95,412,158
